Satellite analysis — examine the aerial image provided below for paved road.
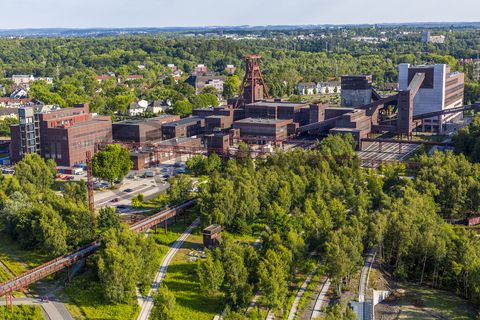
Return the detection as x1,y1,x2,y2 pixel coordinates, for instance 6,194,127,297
310,277,331,319
287,266,319,320
136,218,200,320
0,297,73,320
359,249,376,303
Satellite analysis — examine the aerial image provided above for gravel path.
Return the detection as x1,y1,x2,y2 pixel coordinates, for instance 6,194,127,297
136,218,200,320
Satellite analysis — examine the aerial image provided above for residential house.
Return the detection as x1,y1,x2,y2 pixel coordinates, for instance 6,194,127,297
318,81,341,94
0,108,18,120
10,86,28,99
127,100,149,117
148,100,171,114
186,75,226,95
297,82,317,95
225,65,236,75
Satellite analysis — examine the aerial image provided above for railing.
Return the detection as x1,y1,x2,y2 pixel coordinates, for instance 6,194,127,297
0,200,195,297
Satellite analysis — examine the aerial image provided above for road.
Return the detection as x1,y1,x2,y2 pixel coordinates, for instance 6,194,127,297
310,277,331,319
359,249,376,303
136,217,200,320
0,297,73,320
287,266,319,320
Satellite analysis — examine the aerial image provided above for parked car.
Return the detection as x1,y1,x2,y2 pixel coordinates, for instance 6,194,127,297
127,174,136,179
124,188,134,193
111,197,120,203
143,171,154,178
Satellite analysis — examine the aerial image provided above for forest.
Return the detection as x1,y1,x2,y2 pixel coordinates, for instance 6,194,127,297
0,27,480,118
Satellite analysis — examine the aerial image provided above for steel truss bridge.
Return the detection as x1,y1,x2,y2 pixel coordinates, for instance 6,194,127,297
0,200,195,299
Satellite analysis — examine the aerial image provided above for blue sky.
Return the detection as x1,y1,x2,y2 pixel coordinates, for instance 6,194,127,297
1,0,478,29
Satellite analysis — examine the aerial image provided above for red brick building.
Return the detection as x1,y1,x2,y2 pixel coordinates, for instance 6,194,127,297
10,104,112,167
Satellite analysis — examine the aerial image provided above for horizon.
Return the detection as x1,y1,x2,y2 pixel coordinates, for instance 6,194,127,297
0,21,478,32
1,0,479,29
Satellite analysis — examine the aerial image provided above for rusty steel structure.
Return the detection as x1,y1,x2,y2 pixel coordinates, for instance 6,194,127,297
86,151,94,213
236,54,269,107
0,200,195,299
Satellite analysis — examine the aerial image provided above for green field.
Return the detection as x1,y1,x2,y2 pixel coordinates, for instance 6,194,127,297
387,284,477,320
0,305,44,320
163,231,224,320
64,272,139,320
0,232,50,276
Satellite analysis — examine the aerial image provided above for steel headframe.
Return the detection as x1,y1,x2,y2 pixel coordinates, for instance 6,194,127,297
235,54,270,108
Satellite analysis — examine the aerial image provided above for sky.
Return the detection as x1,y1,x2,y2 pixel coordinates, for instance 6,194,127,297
0,0,479,29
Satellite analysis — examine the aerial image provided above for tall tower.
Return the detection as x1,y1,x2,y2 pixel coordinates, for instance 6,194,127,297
236,54,269,107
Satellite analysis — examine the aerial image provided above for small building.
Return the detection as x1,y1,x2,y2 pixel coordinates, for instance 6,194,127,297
12,75,35,86
244,101,311,126
297,82,317,95
124,74,144,82
161,117,205,140
205,133,230,154
318,81,341,94
233,118,292,145
341,75,374,108
225,64,236,75
203,224,223,249
193,64,208,75
127,100,149,117
10,86,28,99
0,108,18,120
186,75,226,95
205,115,233,134
112,115,180,143
96,75,114,83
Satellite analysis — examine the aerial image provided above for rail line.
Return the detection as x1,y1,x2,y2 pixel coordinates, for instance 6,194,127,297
0,199,195,297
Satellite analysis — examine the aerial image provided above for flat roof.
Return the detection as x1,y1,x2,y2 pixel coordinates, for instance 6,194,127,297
162,117,201,127
70,117,111,128
114,115,177,125
246,101,308,108
206,115,227,119
234,117,290,125
158,137,199,146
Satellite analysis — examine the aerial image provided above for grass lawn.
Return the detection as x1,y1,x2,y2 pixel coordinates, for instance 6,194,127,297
0,232,50,277
163,230,224,320
223,219,266,245
63,272,139,320
0,305,44,320
395,284,477,320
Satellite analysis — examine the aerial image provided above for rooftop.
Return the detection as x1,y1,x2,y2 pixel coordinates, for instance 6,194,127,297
246,101,308,108
162,117,202,127
234,117,291,125
114,115,178,125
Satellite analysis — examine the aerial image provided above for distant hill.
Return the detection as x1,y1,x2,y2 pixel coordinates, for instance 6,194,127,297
0,22,479,38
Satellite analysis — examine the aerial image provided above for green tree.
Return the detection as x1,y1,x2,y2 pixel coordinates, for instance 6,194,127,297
223,75,241,99
97,207,121,231
151,285,176,320
14,154,56,193
96,225,140,303
171,99,193,117
92,144,133,186
167,174,193,204
197,250,225,294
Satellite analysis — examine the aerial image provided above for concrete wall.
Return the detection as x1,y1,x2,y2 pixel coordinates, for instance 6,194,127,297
399,63,445,116
341,89,372,107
